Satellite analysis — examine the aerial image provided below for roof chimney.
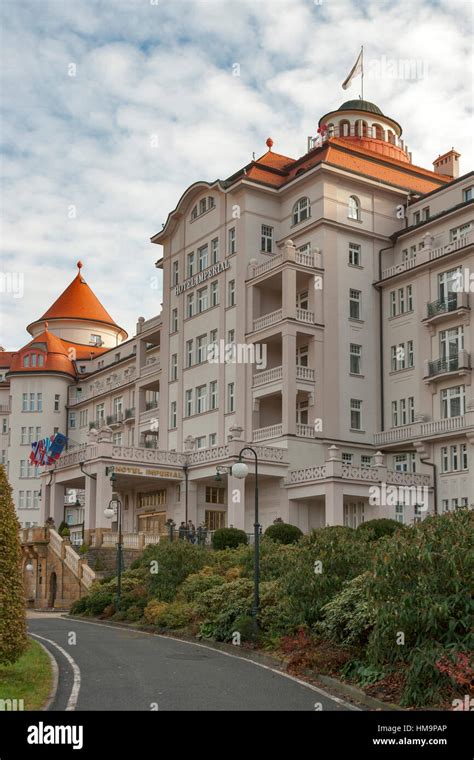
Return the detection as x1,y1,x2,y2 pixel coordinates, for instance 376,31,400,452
433,148,460,179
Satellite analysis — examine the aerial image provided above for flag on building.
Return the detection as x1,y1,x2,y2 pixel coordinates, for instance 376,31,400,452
342,49,363,90
29,433,68,466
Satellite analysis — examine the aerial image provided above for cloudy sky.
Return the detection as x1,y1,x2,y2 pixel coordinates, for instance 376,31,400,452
1,0,472,349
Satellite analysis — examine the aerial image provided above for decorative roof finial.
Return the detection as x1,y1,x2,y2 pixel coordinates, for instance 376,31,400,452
44,321,49,331
77,260,83,270
266,137,273,150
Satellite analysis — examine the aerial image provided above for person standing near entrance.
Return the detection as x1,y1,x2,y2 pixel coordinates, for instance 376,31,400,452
187,521,196,544
178,521,187,541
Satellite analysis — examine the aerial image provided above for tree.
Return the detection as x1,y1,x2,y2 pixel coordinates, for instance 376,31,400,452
0,465,28,664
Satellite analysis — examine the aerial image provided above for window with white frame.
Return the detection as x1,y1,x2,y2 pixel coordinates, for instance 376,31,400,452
350,399,362,430
209,433,217,447
210,380,218,410
398,287,405,314
69,412,76,429
171,354,178,381
227,382,235,412
113,432,123,445
196,436,206,450
228,280,235,306
187,252,195,278
292,197,310,225
54,394,60,412
296,344,308,366
170,401,177,429
441,443,468,473
198,245,208,272
261,225,273,253
395,503,404,524
96,403,105,423
80,410,88,428
344,502,365,528
172,261,179,286
350,343,362,374
186,339,193,368
210,281,219,307
186,293,194,318
407,284,413,311
296,290,308,310
209,328,218,345
349,289,361,320
196,335,207,364
296,400,309,425
408,396,415,423
361,455,373,468
449,222,471,241
171,308,178,332
22,393,28,411
348,242,361,266
228,227,236,254
348,195,360,220
197,287,208,313
196,385,207,414
441,385,465,418
407,340,414,368
185,390,193,417
463,187,473,202
342,453,353,465
211,238,219,264
393,453,416,473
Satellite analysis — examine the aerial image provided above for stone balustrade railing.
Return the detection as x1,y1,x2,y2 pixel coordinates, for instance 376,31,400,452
374,411,474,446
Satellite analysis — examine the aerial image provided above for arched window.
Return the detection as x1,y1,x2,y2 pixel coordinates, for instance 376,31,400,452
191,205,198,220
348,195,361,221
31,354,37,367
372,123,384,140
208,196,215,209
387,130,395,145
355,120,368,137
339,119,350,137
292,197,311,225
23,354,30,367
38,354,45,367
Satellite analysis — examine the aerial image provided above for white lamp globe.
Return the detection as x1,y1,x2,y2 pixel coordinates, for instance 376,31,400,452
26,562,34,572
232,462,249,479
104,507,115,519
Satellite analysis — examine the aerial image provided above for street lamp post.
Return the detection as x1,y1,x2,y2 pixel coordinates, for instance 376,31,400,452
230,447,260,623
104,473,123,611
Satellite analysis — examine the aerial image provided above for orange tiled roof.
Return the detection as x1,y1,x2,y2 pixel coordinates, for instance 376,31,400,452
235,139,449,195
8,329,109,377
0,351,15,368
38,263,120,327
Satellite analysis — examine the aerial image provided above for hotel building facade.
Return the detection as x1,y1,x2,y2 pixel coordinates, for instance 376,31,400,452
2,99,473,545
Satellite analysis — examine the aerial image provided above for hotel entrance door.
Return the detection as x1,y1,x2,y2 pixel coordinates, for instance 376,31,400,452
137,512,167,534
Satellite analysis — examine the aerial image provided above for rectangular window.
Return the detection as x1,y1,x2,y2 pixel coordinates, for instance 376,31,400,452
33,491,40,509
228,280,235,307
69,412,76,429
96,403,105,423
29,393,35,412
349,289,361,320
407,340,414,367
413,211,421,225
349,343,361,375
196,385,207,414
210,380,218,410
171,354,178,381
391,346,397,372
350,399,362,430
196,435,206,450
441,447,449,473
54,394,60,412
22,393,28,411
342,453,353,465
21,427,27,445
185,390,193,417
450,445,458,471
210,281,219,307
210,328,218,345
406,284,413,311
261,225,273,253
20,460,26,478
461,443,468,470
113,433,123,446
197,287,208,313
395,504,404,524
211,238,219,264
361,455,373,468
348,242,361,266
186,339,193,368
37,393,42,412
198,245,208,272
19,491,25,509
400,398,407,426
187,252,195,278
227,382,235,413
390,291,397,317
450,222,472,241
170,401,177,429
422,207,430,221
172,260,179,286
80,410,88,427
228,227,236,255
186,293,194,318
196,335,207,364
171,308,178,332
441,385,465,418
205,486,225,505
408,396,415,423
209,433,217,447
398,288,405,314
463,187,473,202
392,400,398,427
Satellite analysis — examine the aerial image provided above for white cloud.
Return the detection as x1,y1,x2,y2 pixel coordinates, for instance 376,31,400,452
0,0,472,348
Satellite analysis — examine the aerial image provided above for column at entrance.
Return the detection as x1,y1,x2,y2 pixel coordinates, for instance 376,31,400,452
51,483,65,527
94,464,113,529
84,475,97,531
325,481,345,526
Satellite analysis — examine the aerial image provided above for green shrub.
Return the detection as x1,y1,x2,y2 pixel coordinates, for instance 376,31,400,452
139,541,209,602
356,518,405,541
212,528,248,550
264,522,303,545
58,521,70,537
318,572,374,647
78,544,89,555
240,539,301,583
232,614,259,643
143,599,168,625
209,545,252,575
341,659,385,687
87,589,114,616
282,526,373,627
69,597,89,615
177,570,225,602
154,601,195,629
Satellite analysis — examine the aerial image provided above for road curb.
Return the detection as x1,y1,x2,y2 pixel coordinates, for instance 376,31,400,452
66,614,401,711
30,636,59,711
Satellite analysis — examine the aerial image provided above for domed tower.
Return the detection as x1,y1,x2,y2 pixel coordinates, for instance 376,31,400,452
319,99,411,163
27,261,127,348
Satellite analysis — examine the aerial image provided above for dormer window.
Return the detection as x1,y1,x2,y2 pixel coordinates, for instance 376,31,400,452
38,354,44,367
23,355,30,367
190,196,216,221
292,197,311,225
90,334,103,347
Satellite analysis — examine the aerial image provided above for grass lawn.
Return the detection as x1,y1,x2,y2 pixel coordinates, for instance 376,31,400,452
0,638,53,711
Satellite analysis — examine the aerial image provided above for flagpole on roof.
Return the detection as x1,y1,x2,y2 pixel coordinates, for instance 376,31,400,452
361,45,364,100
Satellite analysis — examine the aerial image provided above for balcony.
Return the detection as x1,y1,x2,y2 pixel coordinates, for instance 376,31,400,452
424,292,470,326
425,351,471,381
296,424,316,438
296,366,315,381
247,247,323,281
106,412,124,427
296,308,315,324
145,400,159,411
253,309,282,332
374,411,474,447
253,423,283,442
140,357,160,377
380,231,472,281
253,366,283,386
124,407,135,422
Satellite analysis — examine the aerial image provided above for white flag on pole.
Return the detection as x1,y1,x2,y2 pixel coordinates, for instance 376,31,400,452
342,50,363,90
